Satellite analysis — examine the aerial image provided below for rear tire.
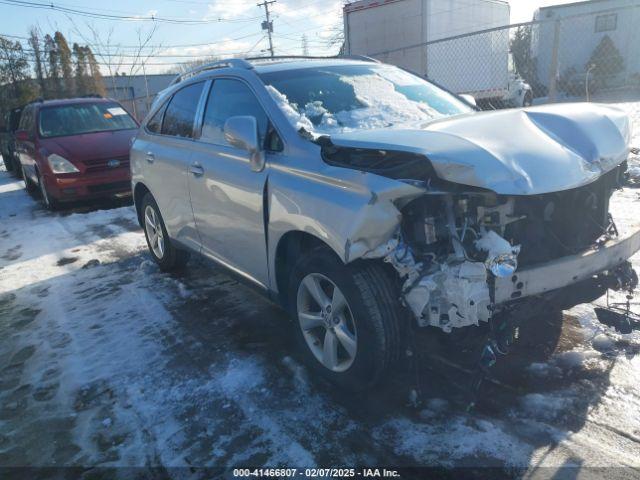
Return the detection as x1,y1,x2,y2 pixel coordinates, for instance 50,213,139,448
3,154,14,172
141,193,190,272
287,247,406,391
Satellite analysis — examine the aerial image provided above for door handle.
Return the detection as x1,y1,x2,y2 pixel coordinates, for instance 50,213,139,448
189,163,204,177
145,152,155,163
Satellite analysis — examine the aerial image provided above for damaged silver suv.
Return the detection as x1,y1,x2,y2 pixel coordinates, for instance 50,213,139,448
131,57,640,390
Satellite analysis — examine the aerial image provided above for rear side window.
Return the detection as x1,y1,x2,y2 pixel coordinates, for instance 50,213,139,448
201,79,281,151
18,106,34,132
161,82,204,138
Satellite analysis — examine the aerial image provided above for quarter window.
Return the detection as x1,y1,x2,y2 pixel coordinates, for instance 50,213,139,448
19,106,34,132
595,14,617,32
161,82,205,138
201,79,281,151
146,102,167,134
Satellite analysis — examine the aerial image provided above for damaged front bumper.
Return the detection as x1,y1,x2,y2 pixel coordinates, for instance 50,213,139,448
494,225,640,304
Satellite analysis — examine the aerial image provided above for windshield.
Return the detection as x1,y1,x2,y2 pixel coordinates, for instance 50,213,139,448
39,102,138,138
259,64,473,135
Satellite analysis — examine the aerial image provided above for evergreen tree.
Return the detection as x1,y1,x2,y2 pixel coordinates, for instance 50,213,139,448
587,35,625,80
510,25,537,88
44,34,62,98
85,46,106,96
73,43,90,96
28,28,47,98
54,31,74,96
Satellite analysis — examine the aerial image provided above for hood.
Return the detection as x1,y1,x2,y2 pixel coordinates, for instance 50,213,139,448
328,103,631,195
42,129,137,162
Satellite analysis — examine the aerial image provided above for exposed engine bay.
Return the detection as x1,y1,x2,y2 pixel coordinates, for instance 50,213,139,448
363,159,635,333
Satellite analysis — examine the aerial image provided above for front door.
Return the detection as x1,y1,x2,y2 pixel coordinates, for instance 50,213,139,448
188,78,283,288
135,81,206,250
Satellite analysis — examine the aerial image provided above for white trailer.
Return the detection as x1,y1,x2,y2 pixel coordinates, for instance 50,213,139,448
343,0,532,107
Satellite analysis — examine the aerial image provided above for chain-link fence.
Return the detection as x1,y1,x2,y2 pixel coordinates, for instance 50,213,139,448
371,3,640,112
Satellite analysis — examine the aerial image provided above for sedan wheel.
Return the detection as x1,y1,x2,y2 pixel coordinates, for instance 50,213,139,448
144,205,165,260
38,171,55,209
297,273,358,372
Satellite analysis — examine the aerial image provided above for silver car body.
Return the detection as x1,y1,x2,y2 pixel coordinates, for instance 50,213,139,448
131,58,639,332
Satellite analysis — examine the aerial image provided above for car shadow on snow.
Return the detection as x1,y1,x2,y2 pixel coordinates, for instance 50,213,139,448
164,259,633,473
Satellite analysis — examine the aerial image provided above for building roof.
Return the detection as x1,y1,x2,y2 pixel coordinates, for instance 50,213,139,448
539,0,631,11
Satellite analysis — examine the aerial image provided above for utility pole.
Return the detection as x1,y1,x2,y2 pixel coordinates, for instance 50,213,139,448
258,0,276,58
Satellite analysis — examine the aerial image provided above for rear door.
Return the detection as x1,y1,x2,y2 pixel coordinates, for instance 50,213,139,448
136,81,206,250
16,105,37,181
188,78,283,288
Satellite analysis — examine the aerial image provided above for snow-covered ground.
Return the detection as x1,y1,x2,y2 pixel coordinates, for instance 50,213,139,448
0,103,639,477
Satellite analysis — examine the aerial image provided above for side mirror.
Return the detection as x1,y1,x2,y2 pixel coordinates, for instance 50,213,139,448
15,130,30,142
460,94,477,107
224,116,265,172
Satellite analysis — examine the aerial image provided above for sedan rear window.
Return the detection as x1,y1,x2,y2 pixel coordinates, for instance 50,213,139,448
39,102,138,138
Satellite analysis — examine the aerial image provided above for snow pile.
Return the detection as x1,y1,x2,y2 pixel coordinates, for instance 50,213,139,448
518,393,575,421
266,73,445,136
374,415,532,467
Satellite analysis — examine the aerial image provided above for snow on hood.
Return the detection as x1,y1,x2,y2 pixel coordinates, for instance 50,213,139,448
328,103,632,195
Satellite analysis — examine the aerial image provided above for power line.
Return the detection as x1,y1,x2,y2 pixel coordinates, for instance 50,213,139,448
0,0,264,24
0,30,264,51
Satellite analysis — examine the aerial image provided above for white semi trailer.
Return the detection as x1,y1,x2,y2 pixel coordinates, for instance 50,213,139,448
343,0,532,107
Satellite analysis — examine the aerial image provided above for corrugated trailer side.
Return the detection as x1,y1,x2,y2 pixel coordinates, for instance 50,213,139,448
344,0,512,99
344,0,428,75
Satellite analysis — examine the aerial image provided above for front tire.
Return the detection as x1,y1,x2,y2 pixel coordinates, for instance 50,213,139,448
37,170,57,210
141,193,189,272
21,163,37,193
288,247,406,391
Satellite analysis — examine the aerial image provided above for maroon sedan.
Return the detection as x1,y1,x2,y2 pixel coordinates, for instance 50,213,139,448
15,97,139,209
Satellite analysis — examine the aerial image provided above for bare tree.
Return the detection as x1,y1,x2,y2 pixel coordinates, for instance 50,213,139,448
69,20,160,115
0,36,37,107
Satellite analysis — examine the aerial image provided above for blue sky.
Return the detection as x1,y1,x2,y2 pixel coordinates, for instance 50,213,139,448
0,0,576,74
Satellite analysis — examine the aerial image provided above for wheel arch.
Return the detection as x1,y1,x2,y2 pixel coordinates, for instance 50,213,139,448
273,230,343,309
133,182,151,228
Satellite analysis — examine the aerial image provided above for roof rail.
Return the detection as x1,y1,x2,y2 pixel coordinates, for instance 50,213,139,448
170,58,253,86
245,54,380,63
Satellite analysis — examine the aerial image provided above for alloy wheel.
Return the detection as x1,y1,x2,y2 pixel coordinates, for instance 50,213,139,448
144,205,165,260
296,273,357,372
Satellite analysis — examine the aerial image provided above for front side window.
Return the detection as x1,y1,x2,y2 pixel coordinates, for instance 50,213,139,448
595,14,617,32
161,82,205,138
201,79,277,150
39,102,137,138
259,64,473,136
